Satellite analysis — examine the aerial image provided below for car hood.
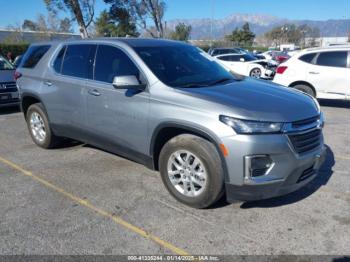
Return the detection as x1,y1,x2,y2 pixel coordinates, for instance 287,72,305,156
177,78,319,122
0,70,15,82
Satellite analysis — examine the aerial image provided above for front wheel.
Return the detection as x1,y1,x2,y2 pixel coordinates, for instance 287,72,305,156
249,68,262,78
159,134,224,209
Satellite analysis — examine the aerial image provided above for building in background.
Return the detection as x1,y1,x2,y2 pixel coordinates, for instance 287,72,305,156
0,29,80,43
305,36,349,47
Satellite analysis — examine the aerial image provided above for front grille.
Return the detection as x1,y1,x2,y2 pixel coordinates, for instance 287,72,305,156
292,116,319,129
297,166,315,183
0,82,18,93
288,129,322,154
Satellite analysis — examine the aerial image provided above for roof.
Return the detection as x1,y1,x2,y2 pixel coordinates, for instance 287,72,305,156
105,38,188,47
304,45,350,53
27,37,191,49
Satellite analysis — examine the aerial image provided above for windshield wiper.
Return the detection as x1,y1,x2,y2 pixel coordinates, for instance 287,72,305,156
178,78,233,88
208,78,233,86
179,83,210,88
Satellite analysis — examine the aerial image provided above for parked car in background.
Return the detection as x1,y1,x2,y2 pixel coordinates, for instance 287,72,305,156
262,51,274,60
17,39,325,208
0,55,19,108
273,46,350,100
272,51,291,64
209,47,266,60
216,53,276,79
208,47,243,56
262,51,290,64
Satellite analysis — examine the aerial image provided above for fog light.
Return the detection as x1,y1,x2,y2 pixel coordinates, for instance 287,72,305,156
244,155,273,180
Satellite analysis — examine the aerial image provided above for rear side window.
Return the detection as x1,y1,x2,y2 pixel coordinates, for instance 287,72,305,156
94,45,140,83
22,45,50,68
218,56,230,61
218,55,239,61
299,53,316,64
53,46,66,73
61,44,96,79
316,51,348,68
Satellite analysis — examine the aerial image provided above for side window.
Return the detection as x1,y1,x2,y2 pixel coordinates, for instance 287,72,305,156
218,56,231,61
53,46,66,73
299,53,316,64
94,45,140,83
316,51,348,68
61,44,96,79
22,45,50,68
230,55,241,62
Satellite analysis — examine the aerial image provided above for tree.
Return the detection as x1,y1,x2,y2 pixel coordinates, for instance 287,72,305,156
22,20,39,31
104,0,166,38
44,0,95,38
169,23,191,41
264,24,320,47
225,22,255,47
95,11,117,36
22,14,73,33
95,10,139,37
59,18,73,33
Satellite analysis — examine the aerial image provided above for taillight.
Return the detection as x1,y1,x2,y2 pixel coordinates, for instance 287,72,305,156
276,66,288,74
14,70,22,81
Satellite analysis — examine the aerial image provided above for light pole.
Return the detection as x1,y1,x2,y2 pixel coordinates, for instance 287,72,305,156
210,0,215,47
281,25,289,44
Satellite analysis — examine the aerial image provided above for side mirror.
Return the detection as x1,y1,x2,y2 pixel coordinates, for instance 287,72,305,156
112,75,146,91
240,58,245,62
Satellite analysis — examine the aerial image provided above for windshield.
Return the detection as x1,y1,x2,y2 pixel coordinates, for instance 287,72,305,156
134,45,235,88
0,55,14,70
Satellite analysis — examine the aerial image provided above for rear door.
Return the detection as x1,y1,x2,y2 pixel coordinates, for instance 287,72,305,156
43,44,96,136
307,51,350,97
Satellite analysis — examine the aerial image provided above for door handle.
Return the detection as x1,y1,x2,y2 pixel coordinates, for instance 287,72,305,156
44,81,52,86
309,71,320,75
88,89,101,96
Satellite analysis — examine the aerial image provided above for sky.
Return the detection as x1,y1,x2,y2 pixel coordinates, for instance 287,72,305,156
0,0,349,30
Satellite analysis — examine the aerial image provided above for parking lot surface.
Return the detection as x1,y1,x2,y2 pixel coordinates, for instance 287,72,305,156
0,100,350,255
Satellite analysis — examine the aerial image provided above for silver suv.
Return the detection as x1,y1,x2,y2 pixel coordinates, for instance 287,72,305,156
17,39,326,208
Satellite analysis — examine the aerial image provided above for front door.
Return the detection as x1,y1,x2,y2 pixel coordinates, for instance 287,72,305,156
85,44,150,156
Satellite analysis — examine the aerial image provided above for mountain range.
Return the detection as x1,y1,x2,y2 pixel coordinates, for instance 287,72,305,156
167,13,350,40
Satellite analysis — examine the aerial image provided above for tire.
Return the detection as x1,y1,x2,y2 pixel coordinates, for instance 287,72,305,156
249,67,261,78
293,84,316,97
26,103,60,149
158,134,224,209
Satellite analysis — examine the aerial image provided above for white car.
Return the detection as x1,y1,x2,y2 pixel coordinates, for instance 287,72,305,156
273,46,350,99
216,53,276,79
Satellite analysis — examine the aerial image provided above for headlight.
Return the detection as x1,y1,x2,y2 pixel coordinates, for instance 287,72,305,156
312,97,321,113
219,115,283,134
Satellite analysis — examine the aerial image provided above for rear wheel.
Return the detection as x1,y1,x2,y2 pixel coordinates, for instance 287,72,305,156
249,68,261,78
159,134,224,209
292,84,316,97
26,103,61,149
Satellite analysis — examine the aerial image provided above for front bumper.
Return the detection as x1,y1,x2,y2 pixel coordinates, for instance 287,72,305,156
221,131,326,202
0,91,20,107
